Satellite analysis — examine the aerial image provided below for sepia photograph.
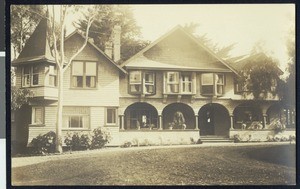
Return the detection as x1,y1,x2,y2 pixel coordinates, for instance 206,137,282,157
10,4,295,186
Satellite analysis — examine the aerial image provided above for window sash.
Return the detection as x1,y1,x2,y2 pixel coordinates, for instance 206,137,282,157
32,107,44,124
167,72,179,84
129,71,142,84
72,61,97,88
201,73,224,95
22,66,40,87
129,71,155,95
106,108,117,124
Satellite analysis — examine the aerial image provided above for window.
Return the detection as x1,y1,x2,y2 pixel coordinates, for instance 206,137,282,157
129,71,155,95
32,107,44,125
63,107,90,129
49,65,57,86
22,65,39,87
72,61,97,88
167,72,179,93
181,73,192,93
106,108,117,125
201,73,225,96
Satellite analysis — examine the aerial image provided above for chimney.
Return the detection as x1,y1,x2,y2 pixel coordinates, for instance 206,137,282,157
112,25,121,62
104,41,113,59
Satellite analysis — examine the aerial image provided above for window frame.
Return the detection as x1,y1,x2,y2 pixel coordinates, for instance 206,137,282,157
128,71,156,95
71,61,98,89
165,71,195,94
31,107,44,125
62,107,91,130
22,65,40,87
201,73,225,96
105,107,118,126
166,72,180,94
48,65,57,87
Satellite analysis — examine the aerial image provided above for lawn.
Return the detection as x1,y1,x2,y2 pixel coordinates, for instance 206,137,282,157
12,144,296,185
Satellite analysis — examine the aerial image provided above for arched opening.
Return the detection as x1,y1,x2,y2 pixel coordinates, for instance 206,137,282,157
124,102,158,130
162,103,195,129
266,103,284,127
198,103,230,136
233,103,263,129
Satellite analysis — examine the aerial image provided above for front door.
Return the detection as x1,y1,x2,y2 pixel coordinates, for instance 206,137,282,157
200,106,215,135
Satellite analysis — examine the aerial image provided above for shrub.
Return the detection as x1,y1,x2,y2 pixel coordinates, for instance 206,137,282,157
30,131,56,154
90,127,112,149
248,121,263,130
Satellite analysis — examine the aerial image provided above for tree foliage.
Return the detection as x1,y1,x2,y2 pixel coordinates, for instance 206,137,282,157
238,54,283,99
74,5,150,63
11,86,33,111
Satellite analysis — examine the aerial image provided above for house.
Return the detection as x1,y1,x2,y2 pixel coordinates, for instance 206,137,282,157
11,19,295,151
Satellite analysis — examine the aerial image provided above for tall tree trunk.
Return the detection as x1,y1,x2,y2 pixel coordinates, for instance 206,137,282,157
55,68,63,153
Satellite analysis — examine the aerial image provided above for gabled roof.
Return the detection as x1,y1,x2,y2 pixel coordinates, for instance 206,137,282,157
11,18,55,65
228,52,284,74
63,30,127,74
121,25,239,75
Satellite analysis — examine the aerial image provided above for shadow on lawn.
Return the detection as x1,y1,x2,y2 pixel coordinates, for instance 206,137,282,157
245,144,296,168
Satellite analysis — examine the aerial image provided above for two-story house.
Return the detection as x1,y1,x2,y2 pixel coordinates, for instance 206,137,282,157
12,19,295,150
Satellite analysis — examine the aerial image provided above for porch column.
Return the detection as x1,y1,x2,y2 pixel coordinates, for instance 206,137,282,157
158,114,163,130
195,114,199,130
263,114,267,129
120,115,125,130
229,114,234,129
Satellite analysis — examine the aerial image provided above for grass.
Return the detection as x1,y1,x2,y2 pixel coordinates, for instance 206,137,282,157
12,144,295,185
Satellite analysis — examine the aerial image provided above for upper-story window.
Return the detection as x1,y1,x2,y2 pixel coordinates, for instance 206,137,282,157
129,71,155,95
201,73,225,96
22,65,39,87
48,65,57,87
165,72,195,94
72,61,97,88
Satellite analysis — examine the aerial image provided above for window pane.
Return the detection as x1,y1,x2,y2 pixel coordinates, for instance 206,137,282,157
145,85,154,93
216,74,224,84
32,74,39,85
86,62,97,76
130,71,141,84
73,76,83,87
202,85,213,94
23,75,30,86
32,66,39,74
23,67,30,74
49,65,56,75
183,83,192,92
217,85,223,94
167,84,179,93
49,75,56,86
107,109,116,124
70,116,82,128
145,72,154,83
34,108,43,124
72,62,83,75
202,73,213,85
130,84,141,93
168,72,179,83
86,76,96,88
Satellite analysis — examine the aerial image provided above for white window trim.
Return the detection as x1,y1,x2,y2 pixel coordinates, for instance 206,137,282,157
71,61,98,89
22,66,40,87
105,107,118,126
48,65,57,87
165,72,195,94
129,71,155,95
201,73,225,96
31,107,44,125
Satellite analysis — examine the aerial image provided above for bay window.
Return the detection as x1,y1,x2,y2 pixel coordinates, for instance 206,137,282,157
129,71,155,95
22,65,40,87
201,73,225,96
165,72,195,94
63,107,90,129
72,61,97,88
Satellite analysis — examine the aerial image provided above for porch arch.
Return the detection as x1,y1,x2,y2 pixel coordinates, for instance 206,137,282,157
266,103,284,127
233,102,263,129
162,103,195,129
124,102,158,130
198,103,230,136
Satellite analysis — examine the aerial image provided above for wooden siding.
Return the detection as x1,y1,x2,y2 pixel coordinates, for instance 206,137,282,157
62,35,119,106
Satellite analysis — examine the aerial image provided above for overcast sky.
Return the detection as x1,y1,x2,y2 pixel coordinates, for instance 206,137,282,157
131,4,295,70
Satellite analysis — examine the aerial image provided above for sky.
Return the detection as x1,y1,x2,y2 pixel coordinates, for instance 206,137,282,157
130,4,295,71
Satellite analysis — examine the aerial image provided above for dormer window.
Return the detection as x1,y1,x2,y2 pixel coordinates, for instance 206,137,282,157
22,65,40,87
129,71,155,95
201,73,225,96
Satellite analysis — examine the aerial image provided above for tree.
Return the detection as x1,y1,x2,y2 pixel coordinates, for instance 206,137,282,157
47,5,96,153
74,5,149,63
238,53,283,99
183,22,235,59
10,5,45,59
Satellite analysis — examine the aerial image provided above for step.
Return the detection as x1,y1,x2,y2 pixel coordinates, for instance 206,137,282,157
200,136,234,143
